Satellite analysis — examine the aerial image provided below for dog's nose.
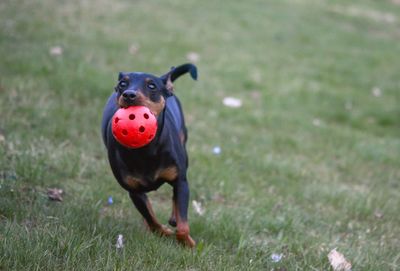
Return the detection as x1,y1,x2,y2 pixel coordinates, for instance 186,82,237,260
122,90,137,102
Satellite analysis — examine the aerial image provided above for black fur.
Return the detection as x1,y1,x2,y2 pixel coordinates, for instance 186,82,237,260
101,64,198,247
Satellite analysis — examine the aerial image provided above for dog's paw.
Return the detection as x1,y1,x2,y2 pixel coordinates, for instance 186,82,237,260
154,225,174,237
145,222,174,237
176,233,196,248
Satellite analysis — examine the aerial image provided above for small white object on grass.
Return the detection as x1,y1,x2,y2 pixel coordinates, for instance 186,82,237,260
186,52,200,63
223,97,242,108
312,118,322,127
271,253,283,263
49,46,63,56
372,87,382,97
116,234,124,249
374,209,384,219
192,200,205,216
212,146,221,155
129,44,139,55
328,248,352,271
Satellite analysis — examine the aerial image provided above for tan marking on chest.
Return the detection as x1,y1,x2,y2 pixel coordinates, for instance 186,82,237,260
179,131,186,145
124,176,143,189
155,166,178,182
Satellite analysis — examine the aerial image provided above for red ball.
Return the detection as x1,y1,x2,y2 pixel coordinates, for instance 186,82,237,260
112,106,158,149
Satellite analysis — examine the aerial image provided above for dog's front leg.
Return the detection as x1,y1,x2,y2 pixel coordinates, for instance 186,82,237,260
129,191,173,236
172,179,196,248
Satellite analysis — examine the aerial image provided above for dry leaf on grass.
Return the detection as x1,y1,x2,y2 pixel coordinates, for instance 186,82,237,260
192,200,205,216
374,209,384,219
328,248,352,271
116,234,124,249
47,188,64,201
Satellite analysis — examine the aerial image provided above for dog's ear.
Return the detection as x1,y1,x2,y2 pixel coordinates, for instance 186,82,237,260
161,64,198,96
161,68,175,96
114,72,126,92
118,72,126,81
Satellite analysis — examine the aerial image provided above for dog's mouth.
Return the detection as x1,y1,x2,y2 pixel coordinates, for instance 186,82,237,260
117,95,142,109
117,94,166,117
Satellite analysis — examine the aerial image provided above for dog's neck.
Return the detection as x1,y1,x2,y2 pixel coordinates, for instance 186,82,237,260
117,101,168,153
154,106,167,141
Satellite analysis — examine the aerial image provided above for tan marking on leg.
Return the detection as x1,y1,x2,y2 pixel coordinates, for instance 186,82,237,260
173,201,196,248
145,199,173,236
155,166,178,182
124,176,142,190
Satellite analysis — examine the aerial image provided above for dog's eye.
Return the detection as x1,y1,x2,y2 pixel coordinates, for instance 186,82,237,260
118,80,128,90
147,82,156,90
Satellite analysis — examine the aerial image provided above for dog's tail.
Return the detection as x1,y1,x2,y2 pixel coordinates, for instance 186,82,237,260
161,63,198,83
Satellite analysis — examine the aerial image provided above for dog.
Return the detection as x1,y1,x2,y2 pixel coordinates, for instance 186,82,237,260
101,63,197,247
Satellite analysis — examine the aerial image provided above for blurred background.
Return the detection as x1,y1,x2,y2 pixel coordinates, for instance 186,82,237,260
0,0,399,270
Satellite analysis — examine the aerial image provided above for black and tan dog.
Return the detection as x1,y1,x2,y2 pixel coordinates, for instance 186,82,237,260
101,64,197,247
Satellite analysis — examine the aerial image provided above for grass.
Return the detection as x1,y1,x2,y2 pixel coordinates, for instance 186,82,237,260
1,0,400,269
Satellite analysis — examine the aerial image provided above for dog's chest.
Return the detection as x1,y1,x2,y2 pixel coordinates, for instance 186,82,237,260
123,166,178,191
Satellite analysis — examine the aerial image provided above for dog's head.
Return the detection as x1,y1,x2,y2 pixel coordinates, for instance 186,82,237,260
115,64,197,117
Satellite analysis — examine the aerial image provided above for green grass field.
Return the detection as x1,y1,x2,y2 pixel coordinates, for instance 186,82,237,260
1,0,400,270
